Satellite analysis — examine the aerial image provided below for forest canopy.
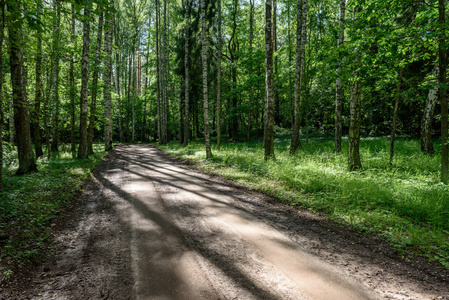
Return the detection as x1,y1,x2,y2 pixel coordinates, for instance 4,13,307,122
0,0,448,182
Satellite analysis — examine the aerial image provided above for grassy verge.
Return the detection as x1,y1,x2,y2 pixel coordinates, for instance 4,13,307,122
0,144,107,281
156,135,449,269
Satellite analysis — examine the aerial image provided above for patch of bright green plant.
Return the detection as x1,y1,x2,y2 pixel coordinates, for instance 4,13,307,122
0,144,107,273
156,136,449,269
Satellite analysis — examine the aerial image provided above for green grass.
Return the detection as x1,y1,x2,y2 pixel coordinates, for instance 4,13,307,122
156,135,449,269
0,144,107,279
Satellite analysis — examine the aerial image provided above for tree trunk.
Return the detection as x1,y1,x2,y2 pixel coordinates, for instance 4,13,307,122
348,60,362,170
179,76,184,144
201,0,212,159
0,0,4,187
247,0,254,142
50,0,61,153
439,0,448,183
421,66,439,154
33,3,43,158
8,91,14,144
132,52,136,142
104,5,113,151
217,0,222,149
126,55,131,142
287,0,293,128
115,14,124,143
78,2,91,159
273,0,280,126
88,8,104,154
162,0,168,144
7,0,37,174
264,0,275,160
290,0,306,155
156,0,162,143
229,0,238,141
183,0,190,147
334,0,345,153
70,2,76,156
44,64,51,158
389,66,404,164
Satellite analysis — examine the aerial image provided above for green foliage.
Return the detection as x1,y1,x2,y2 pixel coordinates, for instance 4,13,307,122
157,136,449,269
0,145,106,273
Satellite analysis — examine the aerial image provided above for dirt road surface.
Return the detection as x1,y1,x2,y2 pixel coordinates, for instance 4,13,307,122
2,144,449,299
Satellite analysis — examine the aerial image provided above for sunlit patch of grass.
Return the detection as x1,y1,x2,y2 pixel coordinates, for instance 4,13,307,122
156,137,449,269
0,144,107,275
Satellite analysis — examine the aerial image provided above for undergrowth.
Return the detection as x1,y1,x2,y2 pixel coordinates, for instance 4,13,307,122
157,136,449,269
0,145,107,280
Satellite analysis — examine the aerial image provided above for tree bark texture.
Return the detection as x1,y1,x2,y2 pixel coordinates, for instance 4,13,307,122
162,0,168,144
0,0,4,187
421,66,439,154
334,0,345,153
247,0,254,142
50,0,61,153
290,0,306,155
8,92,14,144
127,55,131,141
439,0,448,183
156,0,162,143
132,53,136,142
348,64,362,171
78,3,91,159
7,1,37,174
264,0,275,160
44,65,51,158
104,5,113,151
115,14,124,143
217,0,222,149
183,0,190,147
70,2,76,155
201,0,212,159
88,8,104,154
33,3,43,158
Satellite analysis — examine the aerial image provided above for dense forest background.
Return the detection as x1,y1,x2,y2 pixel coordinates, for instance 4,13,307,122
2,0,449,275
1,0,448,181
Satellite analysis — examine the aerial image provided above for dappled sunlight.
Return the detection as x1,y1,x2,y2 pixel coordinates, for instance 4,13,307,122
157,137,449,269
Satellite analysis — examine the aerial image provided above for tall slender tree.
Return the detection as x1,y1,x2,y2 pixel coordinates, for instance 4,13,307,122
290,0,306,155
32,2,43,158
0,0,4,187
421,65,439,154
334,0,345,153
7,0,37,174
104,4,114,151
216,0,222,149
183,0,190,147
88,8,104,155
70,1,76,156
248,0,254,142
115,10,124,143
162,0,168,143
348,7,362,171
78,1,91,159
132,51,136,142
264,0,275,159
439,0,448,183
201,0,211,158
50,0,61,153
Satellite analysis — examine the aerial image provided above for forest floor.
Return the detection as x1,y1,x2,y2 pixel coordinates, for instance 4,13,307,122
1,144,449,299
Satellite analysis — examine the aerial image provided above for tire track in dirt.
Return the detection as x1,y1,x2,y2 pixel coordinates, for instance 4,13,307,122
3,144,449,300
